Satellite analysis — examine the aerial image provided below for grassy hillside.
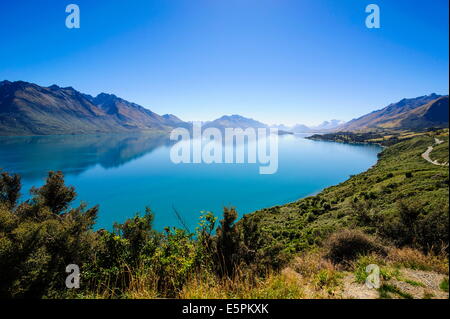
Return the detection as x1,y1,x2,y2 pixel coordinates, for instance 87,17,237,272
243,130,449,255
307,129,443,146
430,135,449,164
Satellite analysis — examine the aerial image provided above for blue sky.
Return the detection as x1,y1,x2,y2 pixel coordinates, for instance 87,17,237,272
0,0,448,125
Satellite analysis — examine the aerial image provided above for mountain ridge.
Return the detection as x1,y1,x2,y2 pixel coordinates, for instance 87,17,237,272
203,114,268,130
1,80,448,136
0,80,184,136
337,94,448,131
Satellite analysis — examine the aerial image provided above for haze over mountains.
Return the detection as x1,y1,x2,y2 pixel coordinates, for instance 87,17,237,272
0,80,448,136
203,115,268,130
283,120,346,133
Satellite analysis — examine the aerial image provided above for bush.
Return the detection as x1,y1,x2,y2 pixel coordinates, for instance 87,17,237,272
324,229,385,266
0,171,98,298
214,207,243,277
440,278,449,292
379,200,449,253
0,171,21,208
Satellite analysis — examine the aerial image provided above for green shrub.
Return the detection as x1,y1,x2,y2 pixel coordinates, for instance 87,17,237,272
214,207,244,277
440,278,449,292
378,284,413,299
379,200,449,253
0,171,98,298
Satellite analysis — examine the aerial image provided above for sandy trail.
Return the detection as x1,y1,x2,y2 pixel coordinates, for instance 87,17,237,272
421,138,448,166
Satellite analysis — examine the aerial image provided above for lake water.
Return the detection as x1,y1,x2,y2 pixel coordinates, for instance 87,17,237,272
0,133,381,231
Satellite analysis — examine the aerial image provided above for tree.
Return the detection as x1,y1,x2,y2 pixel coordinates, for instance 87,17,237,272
0,171,21,208
215,207,241,277
0,171,98,298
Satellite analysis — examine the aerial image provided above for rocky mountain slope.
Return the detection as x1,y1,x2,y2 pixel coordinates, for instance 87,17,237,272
0,80,185,135
338,94,448,131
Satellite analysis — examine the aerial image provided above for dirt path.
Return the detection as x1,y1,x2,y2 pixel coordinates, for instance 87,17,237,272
341,269,448,299
421,138,449,166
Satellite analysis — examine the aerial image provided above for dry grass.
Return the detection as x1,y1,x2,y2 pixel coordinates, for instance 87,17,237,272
123,270,159,299
287,251,345,298
180,270,305,299
290,251,335,278
387,247,449,275
77,245,448,299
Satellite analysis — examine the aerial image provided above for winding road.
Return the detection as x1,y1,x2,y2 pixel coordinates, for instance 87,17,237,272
421,138,449,167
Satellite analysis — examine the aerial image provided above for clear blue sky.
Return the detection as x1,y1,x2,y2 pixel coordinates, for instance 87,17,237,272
0,0,448,126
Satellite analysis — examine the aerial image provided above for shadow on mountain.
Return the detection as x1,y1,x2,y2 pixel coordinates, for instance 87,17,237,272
0,133,173,181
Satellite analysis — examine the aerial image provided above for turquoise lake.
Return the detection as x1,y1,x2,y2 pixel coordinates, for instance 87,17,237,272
0,133,381,231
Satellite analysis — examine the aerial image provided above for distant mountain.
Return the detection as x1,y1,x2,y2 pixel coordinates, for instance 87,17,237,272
338,94,448,131
0,80,187,136
311,119,345,131
290,124,312,133
273,120,346,133
270,124,291,131
203,115,268,130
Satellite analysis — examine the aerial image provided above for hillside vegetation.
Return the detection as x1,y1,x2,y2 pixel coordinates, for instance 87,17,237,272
244,129,449,255
307,130,439,146
0,131,448,299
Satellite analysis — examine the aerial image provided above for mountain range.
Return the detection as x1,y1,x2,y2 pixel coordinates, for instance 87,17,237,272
337,93,449,131
286,120,346,133
0,80,184,136
203,115,268,130
0,80,448,136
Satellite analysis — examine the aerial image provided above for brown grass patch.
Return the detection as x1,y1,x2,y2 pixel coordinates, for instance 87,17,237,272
387,247,448,275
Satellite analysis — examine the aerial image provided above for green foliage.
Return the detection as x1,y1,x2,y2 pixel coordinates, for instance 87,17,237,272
379,199,449,252
0,171,98,298
402,279,425,287
241,133,449,255
378,284,413,299
440,278,449,292
152,227,196,296
0,131,448,299
113,208,159,266
429,135,449,163
249,274,304,299
1,171,281,298
0,171,21,208
313,269,342,292
30,171,76,215
214,207,241,277
194,211,217,271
